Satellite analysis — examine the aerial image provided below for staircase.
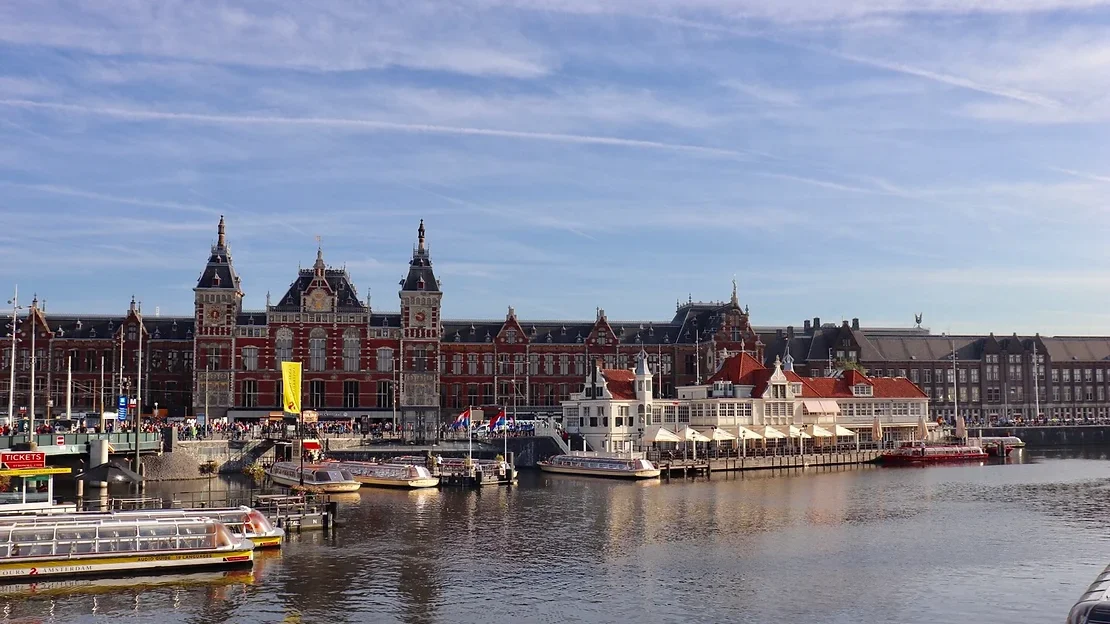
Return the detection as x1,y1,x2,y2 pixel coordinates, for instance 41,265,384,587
230,438,276,472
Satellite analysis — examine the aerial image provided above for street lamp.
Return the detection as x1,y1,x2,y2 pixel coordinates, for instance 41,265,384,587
6,288,23,432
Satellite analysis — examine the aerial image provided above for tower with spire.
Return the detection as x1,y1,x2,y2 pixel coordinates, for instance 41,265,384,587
192,215,242,421
398,219,442,443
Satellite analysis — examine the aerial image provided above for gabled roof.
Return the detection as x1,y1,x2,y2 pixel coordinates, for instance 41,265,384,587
271,259,368,313
600,369,636,400
46,315,194,341
195,216,241,292
1040,337,1110,362
707,353,765,385
804,374,926,399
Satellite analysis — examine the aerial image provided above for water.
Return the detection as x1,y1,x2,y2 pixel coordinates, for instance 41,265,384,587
6,449,1110,624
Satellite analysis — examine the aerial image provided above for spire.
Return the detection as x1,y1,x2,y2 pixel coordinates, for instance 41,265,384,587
266,291,272,307
731,276,738,306
217,215,226,249
31,293,38,310
401,219,439,293
418,219,426,254
313,237,325,276
635,348,650,375
129,295,137,313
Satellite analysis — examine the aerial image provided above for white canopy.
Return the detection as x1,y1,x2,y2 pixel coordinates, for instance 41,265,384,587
830,424,856,437
736,426,764,440
807,424,835,438
776,425,813,439
760,425,787,440
643,426,682,444
680,427,712,443
955,414,967,440
917,414,930,440
700,427,737,441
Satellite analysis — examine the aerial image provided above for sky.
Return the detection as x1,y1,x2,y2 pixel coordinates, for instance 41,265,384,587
1,1,1110,335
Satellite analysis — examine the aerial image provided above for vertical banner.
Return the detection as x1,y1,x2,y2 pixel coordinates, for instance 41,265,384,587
281,362,302,415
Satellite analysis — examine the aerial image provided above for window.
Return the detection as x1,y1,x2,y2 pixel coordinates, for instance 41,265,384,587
343,329,360,372
376,380,394,409
1085,386,1094,402
1052,387,1060,402
910,369,919,383
413,346,427,372
241,347,258,371
1063,386,1072,402
467,353,477,375
958,368,967,384
529,354,539,375
275,328,293,364
986,354,998,363
483,383,494,405
685,354,696,375
923,369,931,384
559,355,569,375
241,380,257,408
505,329,517,344
986,365,999,382
483,354,494,375
986,387,1000,402
310,380,325,408
377,348,394,373
1063,368,1072,383
309,328,327,372
127,324,137,341
451,354,462,375
970,368,979,384
344,381,359,408
1085,369,1094,382
1051,368,1059,383
543,355,554,375
1098,369,1105,383
971,387,980,402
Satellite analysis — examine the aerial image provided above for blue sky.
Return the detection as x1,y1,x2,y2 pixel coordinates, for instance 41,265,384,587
1,1,1109,335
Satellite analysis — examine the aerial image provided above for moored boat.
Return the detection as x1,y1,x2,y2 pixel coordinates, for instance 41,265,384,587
1067,561,1110,624
538,452,661,479
3,506,285,549
881,441,988,465
328,461,439,489
979,436,1024,457
392,455,517,486
0,516,253,581
266,462,361,493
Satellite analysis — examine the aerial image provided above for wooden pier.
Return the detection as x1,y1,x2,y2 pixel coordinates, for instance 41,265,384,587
652,450,882,477
658,460,711,478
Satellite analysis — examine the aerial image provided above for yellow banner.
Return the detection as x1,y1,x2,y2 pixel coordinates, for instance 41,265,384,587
0,467,71,477
281,361,302,415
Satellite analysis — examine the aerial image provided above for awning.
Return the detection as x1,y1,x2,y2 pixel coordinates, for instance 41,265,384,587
776,425,812,439
807,425,835,438
830,425,856,437
801,399,841,414
302,439,322,451
679,427,712,443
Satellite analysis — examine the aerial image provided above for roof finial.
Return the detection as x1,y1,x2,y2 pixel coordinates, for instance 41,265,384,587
731,276,738,306
217,215,226,248
31,293,38,310
266,291,272,307
417,219,426,253
129,295,136,313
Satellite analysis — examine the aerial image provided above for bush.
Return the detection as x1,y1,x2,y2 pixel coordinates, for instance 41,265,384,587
242,461,265,481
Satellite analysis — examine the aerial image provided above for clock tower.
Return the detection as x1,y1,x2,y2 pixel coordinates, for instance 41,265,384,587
192,215,243,421
399,219,442,443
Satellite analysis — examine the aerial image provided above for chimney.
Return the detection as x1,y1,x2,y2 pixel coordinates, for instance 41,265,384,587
813,317,820,328
787,325,795,341
851,318,859,330
803,320,811,334
776,329,783,341
595,358,604,370
842,319,849,328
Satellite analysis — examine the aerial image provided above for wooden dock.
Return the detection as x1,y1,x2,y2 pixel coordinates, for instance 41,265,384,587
654,451,882,477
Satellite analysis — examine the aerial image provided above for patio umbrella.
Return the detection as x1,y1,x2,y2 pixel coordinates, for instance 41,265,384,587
760,425,787,440
830,424,858,452
74,462,142,484
642,426,682,444
680,426,711,460
872,415,884,447
917,414,929,441
955,413,967,441
736,426,763,458
700,427,737,442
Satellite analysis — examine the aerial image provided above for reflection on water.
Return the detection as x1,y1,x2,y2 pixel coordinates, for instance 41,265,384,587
6,449,1110,623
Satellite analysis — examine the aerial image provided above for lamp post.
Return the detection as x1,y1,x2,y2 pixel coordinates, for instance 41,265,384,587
5,287,21,430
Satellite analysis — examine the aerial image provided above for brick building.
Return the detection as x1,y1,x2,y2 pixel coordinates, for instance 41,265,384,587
3,216,1109,435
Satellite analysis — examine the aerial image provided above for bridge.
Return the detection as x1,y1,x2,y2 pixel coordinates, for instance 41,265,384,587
0,433,162,456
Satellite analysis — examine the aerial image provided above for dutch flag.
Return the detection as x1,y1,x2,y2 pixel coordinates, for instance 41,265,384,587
453,408,471,430
490,409,507,431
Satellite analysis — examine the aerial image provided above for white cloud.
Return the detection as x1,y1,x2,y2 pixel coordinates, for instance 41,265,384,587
720,80,800,107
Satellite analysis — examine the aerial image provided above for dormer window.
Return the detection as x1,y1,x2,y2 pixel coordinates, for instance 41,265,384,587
852,384,873,397
792,383,802,395
506,329,517,344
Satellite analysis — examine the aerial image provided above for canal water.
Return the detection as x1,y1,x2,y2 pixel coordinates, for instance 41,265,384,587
5,449,1110,624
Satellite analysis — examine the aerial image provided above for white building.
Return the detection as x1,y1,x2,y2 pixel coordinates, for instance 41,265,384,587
562,350,653,452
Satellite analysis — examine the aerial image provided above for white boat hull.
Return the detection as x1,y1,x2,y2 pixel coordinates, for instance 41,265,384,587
0,547,254,580
351,475,440,489
538,463,661,479
267,471,362,493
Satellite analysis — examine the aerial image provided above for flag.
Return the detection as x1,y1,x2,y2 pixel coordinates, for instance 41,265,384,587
490,409,506,431
281,362,302,415
507,410,516,426
452,408,471,430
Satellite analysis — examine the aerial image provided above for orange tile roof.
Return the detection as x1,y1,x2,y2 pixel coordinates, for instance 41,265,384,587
600,369,637,400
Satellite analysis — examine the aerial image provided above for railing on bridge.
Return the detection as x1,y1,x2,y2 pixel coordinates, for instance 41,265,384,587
0,432,161,453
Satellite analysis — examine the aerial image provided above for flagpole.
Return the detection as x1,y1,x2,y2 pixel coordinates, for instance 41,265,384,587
299,365,304,486
467,404,472,460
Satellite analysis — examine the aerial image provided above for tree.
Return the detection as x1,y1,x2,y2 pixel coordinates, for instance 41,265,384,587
835,360,869,375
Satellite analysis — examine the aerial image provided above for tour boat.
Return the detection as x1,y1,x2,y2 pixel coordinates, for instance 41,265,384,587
1067,561,1110,624
538,452,661,479
979,436,1024,457
881,441,988,465
11,506,285,549
393,455,516,486
266,462,361,493
328,461,439,489
0,516,254,581
0,568,256,597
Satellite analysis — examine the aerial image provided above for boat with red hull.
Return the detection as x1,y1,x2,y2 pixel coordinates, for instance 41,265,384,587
881,441,988,465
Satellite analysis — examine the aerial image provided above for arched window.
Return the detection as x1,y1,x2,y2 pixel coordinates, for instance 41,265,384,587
342,328,360,372
376,348,394,373
275,328,293,364
309,328,327,372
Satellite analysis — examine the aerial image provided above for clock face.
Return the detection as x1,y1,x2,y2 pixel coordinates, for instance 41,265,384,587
308,289,328,312
414,311,426,323
204,305,223,326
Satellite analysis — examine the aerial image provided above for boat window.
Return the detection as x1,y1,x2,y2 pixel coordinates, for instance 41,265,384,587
340,470,354,480
214,523,234,548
